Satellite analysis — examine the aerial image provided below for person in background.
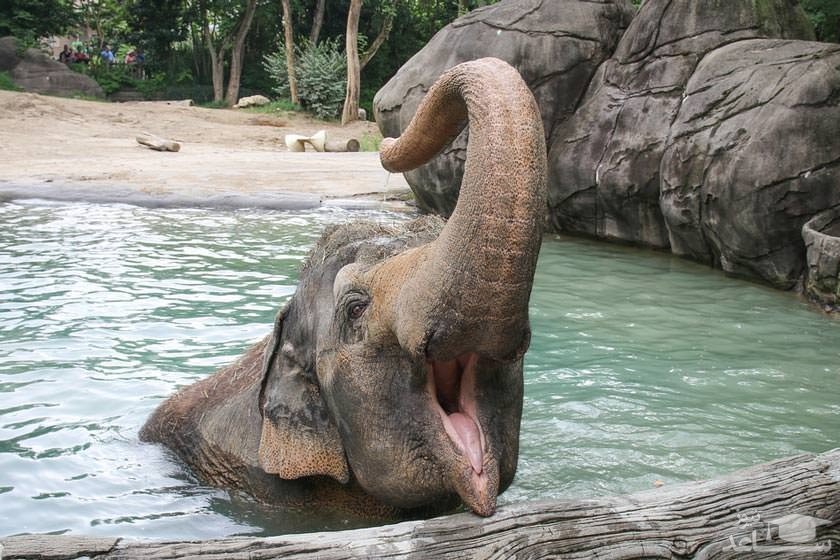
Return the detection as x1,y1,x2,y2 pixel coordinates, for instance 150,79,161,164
125,49,137,64
100,44,116,65
134,48,146,78
58,45,74,64
71,39,90,64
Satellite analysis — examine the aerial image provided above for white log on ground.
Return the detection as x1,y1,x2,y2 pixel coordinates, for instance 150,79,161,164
325,138,360,152
2,449,839,559
135,132,181,152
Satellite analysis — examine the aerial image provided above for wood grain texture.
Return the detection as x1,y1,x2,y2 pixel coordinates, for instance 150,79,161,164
3,449,839,559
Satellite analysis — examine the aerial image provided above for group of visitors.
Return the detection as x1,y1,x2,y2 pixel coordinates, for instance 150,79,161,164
57,42,145,66
58,44,90,64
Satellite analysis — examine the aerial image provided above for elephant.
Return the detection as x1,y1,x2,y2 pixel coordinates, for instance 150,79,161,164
140,57,548,519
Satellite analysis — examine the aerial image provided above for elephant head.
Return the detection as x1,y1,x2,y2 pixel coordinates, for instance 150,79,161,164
258,58,547,516
142,57,547,518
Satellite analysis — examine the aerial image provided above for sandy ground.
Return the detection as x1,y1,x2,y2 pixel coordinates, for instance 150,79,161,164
0,90,412,209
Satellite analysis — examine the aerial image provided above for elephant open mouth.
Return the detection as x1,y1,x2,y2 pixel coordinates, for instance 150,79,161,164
427,352,485,474
426,352,495,514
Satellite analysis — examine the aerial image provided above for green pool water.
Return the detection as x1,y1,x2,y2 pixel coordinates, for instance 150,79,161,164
0,201,837,538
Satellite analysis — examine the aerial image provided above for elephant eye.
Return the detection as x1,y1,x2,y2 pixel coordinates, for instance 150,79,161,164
348,301,368,320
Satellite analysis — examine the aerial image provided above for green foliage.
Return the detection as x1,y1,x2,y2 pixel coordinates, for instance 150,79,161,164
801,0,840,42
76,0,130,47
1,0,517,108
0,71,21,91
124,0,190,66
11,33,50,56
264,37,346,120
359,131,382,152
263,47,291,99
244,99,302,113
0,0,76,39
72,63,164,98
85,65,131,95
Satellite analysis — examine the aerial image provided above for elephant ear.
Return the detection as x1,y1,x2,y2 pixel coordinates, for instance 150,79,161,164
257,305,350,484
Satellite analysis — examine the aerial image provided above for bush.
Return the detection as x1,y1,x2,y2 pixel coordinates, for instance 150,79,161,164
71,63,164,99
0,71,20,91
264,38,346,120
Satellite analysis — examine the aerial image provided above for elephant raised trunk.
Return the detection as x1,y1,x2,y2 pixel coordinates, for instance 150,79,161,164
379,57,548,364
366,58,547,515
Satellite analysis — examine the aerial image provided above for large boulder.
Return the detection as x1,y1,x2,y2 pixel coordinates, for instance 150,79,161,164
548,0,815,248
661,39,840,288
0,36,104,98
0,36,18,71
374,0,635,215
377,0,840,290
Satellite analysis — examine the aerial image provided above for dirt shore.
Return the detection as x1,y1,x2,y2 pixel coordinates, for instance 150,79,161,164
0,91,412,209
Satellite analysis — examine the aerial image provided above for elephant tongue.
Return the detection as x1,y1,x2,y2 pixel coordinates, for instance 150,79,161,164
448,412,483,474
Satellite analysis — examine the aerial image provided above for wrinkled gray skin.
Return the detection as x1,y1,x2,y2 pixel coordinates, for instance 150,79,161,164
141,58,548,518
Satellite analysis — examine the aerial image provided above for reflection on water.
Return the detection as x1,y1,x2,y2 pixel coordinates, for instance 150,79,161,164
0,201,838,538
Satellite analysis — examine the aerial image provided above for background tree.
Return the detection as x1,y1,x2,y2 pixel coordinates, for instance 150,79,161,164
0,0,76,41
280,0,299,104
341,0,362,124
4,0,510,112
77,0,131,49
225,0,259,103
125,0,190,72
341,0,396,123
310,0,326,43
199,0,260,105
359,1,395,71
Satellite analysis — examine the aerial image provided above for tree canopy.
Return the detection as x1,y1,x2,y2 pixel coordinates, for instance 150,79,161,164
0,0,76,42
3,0,835,114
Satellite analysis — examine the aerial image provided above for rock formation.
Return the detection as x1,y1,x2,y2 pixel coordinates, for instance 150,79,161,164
549,0,815,250
376,0,840,291
661,39,840,288
0,37,104,99
374,0,635,215
803,208,840,308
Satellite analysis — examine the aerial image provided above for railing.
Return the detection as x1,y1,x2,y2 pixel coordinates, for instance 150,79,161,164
1,449,839,559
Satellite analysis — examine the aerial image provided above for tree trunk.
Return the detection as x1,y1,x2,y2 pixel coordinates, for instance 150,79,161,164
359,6,395,71
341,0,362,125
207,41,225,103
458,0,469,16
281,0,299,105
224,0,259,106
3,449,839,559
309,0,326,44
200,0,226,104
189,24,205,85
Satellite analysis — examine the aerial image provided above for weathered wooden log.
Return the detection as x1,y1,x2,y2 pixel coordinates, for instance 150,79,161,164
325,138,360,152
2,449,838,559
285,131,359,152
135,132,181,152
